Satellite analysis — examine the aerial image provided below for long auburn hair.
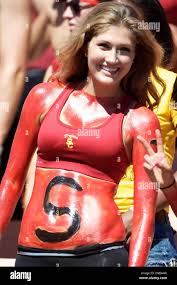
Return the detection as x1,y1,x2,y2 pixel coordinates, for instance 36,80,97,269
54,2,166,109
116,0,174,68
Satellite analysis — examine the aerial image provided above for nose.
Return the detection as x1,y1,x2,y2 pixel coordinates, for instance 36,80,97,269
106,49,119,64
63,6,75,20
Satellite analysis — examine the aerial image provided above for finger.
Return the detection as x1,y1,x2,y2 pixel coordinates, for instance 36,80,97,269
145,154,168,170
143,162,155,170
144,154,156,167
137,135,154,155
155,129,164,153
157,158,171,170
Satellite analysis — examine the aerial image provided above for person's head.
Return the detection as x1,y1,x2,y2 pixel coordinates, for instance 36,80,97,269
54,0,102,32
58,2,166,108
115,0,174,68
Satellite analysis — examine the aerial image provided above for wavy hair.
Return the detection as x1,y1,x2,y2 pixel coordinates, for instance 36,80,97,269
55,2,166,108
116,0,174,68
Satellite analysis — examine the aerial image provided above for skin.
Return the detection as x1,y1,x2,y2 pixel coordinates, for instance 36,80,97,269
117,0,177,73
24,2,177,256
62,4,94,33
86,26,135,94
137,129,177,216
23,1,98,210
122,130,177,239
0,0,31,145
115,0,177,239
30,0,69,60
46,2,96,72
30,1,94,60
0,25,161,266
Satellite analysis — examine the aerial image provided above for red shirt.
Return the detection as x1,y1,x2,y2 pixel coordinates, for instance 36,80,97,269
27,46,55,70
160,0,177,26
37,83,132,184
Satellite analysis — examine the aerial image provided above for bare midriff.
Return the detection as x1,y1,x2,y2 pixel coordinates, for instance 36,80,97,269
19,168,126,250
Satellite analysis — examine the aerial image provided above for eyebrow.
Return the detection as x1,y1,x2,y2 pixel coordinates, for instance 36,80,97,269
96,40,133,47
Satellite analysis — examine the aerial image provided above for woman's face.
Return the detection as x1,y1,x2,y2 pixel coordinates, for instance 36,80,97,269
87,25,136,88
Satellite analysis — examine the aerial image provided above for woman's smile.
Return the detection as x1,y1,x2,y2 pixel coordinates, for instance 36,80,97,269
87,25,136,90
99,64,120,76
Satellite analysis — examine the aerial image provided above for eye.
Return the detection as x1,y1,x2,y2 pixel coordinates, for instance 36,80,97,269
117,47,131,54
121,47,131,52
124,47,131,51
98,42,110,49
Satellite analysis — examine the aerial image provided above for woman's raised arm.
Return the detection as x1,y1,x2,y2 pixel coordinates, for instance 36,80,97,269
137,128,177,217
128,107,160,266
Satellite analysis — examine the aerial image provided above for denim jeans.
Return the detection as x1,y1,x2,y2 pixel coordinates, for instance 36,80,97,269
146,215,177,267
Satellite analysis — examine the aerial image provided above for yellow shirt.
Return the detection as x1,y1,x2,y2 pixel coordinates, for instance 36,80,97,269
115,67,177,213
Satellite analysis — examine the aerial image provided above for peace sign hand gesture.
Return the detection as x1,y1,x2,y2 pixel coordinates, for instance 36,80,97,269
137,129,175,190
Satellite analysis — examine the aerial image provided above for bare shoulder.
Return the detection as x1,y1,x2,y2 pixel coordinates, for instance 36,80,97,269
122,106,160,161
125,106,160,135
132,106,159,124
27,81,60,98
12,81,66,132
16,81,66,129
24,81,65,119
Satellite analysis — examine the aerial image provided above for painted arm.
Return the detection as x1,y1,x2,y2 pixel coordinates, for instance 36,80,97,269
122,190,168,239
137,129,177,217
0,82,55,236
128,107,160,266
0,0,31,145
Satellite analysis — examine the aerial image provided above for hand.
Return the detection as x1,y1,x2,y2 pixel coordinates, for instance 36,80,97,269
137,129,175,189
